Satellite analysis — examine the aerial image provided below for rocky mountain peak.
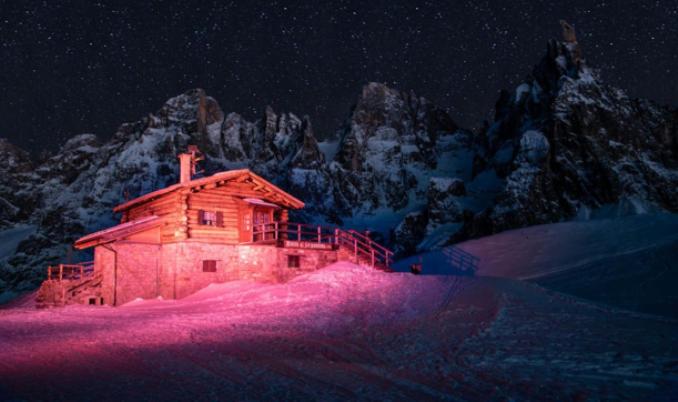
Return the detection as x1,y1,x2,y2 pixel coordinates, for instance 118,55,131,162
60,134,101,153
291,116,325,169
0,138,35,229
336,82,459,173
1,22,677,298
0,138,32,173
473,26,678,238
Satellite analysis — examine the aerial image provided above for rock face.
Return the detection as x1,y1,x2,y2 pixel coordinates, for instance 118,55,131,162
332,82,466,213
1,25,677,298
464,25,678,238
0,139,37,228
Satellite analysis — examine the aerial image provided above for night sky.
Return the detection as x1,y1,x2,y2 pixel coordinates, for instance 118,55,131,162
1,1,677,153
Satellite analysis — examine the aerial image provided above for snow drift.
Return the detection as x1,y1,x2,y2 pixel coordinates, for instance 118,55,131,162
394,213,678,318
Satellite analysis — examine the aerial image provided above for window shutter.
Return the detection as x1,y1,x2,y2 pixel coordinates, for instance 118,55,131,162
198,210,205,225
288,255,300,268
216,211,224,227
202,260,217,272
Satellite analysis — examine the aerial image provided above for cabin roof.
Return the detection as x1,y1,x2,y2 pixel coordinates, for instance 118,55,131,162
74,215,162,250
112,169,305,213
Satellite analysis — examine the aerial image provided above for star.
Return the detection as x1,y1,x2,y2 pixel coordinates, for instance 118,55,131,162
0,1,675,153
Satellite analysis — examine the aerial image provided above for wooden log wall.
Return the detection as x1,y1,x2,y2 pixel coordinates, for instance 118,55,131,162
123,192,183,243
121,179,293,245
186,188,240,243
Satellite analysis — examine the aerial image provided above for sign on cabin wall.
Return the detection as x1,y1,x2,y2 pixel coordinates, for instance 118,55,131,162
283,240,333,250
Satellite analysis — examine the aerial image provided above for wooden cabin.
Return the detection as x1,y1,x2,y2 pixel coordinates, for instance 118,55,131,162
37,147,393,307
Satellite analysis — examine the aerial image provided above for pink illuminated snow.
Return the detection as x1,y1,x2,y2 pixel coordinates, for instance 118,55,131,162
1,259,676,400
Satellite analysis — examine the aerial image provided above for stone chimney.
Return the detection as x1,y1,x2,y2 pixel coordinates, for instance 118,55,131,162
178,153,192,184
178,145,203,184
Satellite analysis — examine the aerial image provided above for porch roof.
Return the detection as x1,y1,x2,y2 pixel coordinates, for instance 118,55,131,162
74,215,162,250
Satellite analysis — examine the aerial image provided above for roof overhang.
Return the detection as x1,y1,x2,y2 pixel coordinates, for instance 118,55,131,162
74,215,162,250
242,198,281,209
112,169,304,213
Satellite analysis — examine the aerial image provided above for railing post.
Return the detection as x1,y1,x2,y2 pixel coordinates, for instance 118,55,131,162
297,224,301,241
274,222,278,240
354,238,357,260
371,249,375,268
47,266,51,280
59,264,63,281
317,226,321,243
334,228,339,245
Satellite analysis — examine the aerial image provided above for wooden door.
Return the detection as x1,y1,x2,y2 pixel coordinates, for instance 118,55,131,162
238,204,253,242
253,207,273,241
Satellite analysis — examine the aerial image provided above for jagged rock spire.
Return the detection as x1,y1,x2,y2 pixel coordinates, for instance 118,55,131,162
196,89,208,135
559,20,577,43
559,20,583,67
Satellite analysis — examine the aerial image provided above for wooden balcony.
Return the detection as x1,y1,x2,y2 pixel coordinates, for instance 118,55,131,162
252,222,393,269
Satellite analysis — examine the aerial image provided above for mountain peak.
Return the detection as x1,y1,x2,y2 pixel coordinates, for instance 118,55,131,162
360,82,399,99
0,138,32,172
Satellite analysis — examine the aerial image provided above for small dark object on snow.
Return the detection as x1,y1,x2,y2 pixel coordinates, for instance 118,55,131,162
410,262,422,275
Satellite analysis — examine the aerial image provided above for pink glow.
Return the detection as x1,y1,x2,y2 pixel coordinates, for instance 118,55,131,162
1,262,675,400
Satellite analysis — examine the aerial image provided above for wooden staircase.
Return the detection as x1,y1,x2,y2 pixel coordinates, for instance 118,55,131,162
36,262,104,308
335,229,393,271
252,222,394,270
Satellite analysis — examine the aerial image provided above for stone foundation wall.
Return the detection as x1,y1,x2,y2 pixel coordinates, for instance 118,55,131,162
95,242,160,306
275,247,339,282
160,242,278,299
94,241,340,305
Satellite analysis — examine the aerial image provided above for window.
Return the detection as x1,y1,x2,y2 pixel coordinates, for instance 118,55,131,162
202,260,217,272
288,255,300,268
199,210,223,227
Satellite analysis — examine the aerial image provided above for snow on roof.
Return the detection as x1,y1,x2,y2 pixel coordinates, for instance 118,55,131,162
112,169,304,213
74,215,162,250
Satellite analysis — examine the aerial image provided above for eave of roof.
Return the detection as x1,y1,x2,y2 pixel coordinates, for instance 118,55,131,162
112,169,304,213
74,215,162,250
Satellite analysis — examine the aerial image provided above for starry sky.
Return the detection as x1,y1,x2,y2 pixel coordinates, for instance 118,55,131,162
1,1,677,153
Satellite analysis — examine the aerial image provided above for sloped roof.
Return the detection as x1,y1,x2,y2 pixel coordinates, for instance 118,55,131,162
112,169,304,213
74,215,162,250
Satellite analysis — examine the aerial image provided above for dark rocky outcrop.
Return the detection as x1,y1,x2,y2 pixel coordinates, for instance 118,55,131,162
466,22,678,238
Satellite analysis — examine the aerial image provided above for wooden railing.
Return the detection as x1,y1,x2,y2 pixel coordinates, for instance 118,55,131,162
47,261,94,281
442,246,480,275
252,222,393,269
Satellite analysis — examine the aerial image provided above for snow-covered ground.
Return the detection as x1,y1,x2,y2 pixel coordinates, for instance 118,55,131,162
394,214,678,318
0,261,676,400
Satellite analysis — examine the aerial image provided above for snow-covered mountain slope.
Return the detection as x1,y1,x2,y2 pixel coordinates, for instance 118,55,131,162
394,213,678,318
0,83,473,296
0,89,331,296
0,262,676,400
376,29,678,252
0,26,677,298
